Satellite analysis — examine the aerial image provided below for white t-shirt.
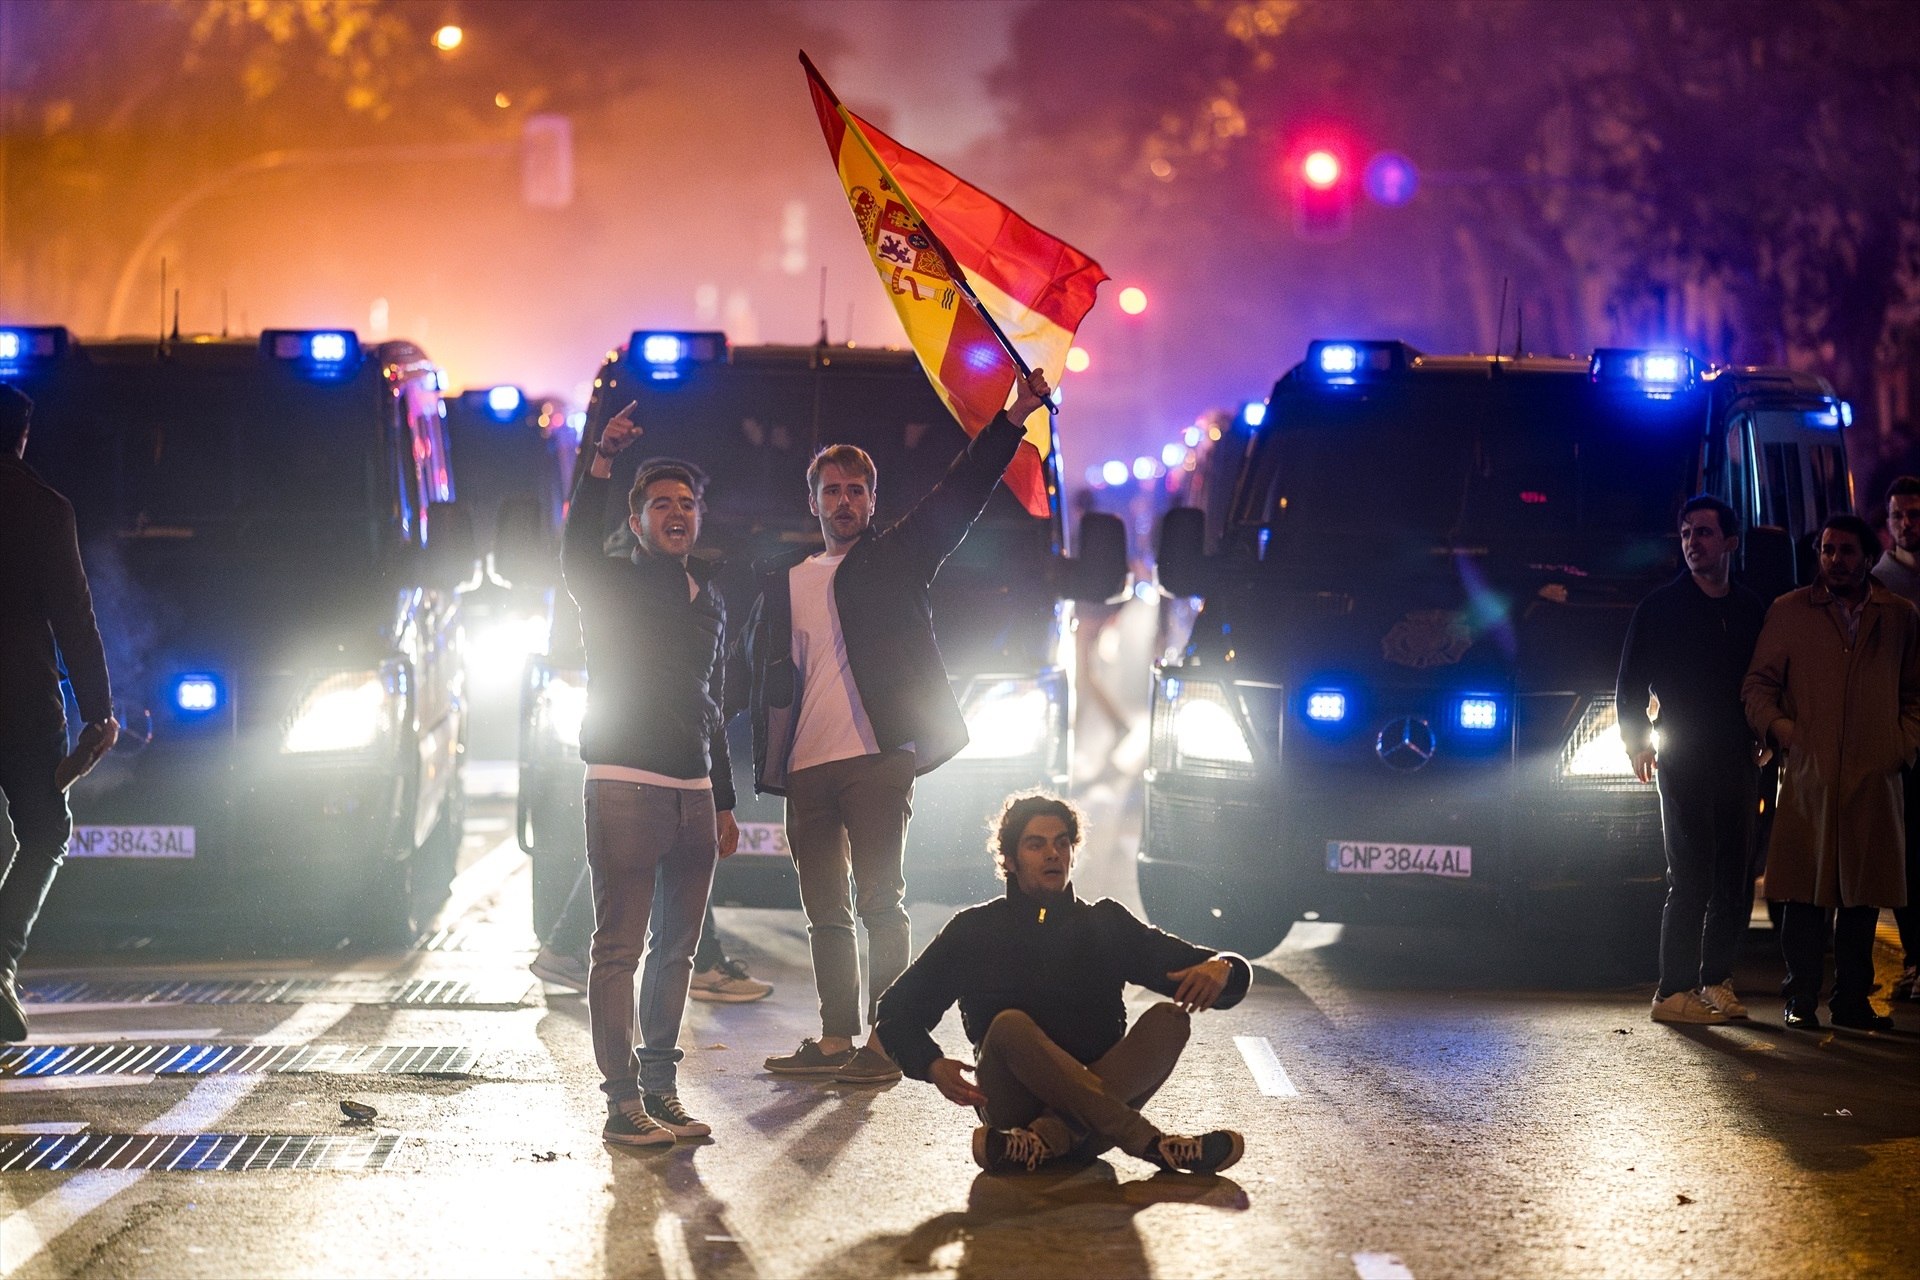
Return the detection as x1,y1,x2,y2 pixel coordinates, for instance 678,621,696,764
788,553,880,771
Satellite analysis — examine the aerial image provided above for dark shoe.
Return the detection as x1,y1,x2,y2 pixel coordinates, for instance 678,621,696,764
643,1092,712,1138
1829,1004,1895,1033
1146,1129,1244,1175
1783,1003,1822,1031
529,946,589,994
603,1098,674,1148
833,1044,903,1084
972,1126,1049,1172
0,973,25,1044
763,1038,857,1076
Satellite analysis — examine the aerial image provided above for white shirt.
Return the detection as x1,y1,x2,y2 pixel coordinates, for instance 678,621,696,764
788,553,880,771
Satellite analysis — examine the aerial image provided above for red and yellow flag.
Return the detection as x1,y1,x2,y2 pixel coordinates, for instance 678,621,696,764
803,54,1107,518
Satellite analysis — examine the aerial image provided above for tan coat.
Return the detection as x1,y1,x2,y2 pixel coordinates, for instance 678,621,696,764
1743,583,1920,907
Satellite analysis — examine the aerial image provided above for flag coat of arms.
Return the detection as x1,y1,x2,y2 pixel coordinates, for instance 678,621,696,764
802,54,1107,518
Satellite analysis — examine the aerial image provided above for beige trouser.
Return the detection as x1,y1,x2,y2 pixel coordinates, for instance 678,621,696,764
975,1003,1191,1159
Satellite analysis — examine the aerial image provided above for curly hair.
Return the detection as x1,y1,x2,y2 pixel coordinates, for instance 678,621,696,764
988,791,1084,881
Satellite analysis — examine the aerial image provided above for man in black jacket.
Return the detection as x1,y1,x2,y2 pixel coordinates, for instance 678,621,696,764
1616,494,1767,1026
0,384,117,1042
875,792,1249,1176
752,370,1051,1085
564,404,739,1148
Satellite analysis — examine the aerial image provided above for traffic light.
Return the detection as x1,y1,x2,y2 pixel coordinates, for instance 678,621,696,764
1292,148,1352,241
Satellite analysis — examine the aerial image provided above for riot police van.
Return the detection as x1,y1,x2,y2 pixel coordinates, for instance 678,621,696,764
518,332,1125,935
1146,339,1851,957
0,326,471,944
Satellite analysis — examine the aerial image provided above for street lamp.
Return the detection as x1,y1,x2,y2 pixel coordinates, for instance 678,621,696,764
432,25,464,52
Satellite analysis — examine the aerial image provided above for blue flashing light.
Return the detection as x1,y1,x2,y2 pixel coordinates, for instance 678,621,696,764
0,326,69,372
486,385,524,418
641,334,686,365
1305,689,1349,724
1590,347,1695,394
1304,339,1409,384
1457,695,1501,731
1318,343,1360,376
262,329,362,380
1242,401,1268,428
1363,152,1420,207
308,332,349,362
1840,400,1854,429
0,332,18,361
174,674,221,714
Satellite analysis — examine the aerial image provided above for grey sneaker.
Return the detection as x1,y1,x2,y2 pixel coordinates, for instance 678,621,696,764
833,1043,903,1084
530,946,589,994
1651,990,1729,1024
642,1092,712,1138
690,958,773,1004
1700,981,1749,1019
603,1098,674,1148
764,1038,857,1076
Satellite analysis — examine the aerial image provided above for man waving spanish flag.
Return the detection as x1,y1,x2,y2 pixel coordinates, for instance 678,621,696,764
801,53,1107,519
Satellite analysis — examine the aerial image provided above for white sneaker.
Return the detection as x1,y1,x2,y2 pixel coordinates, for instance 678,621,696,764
689,958,773,1003
530,946,589,994
1700,981,1749,1019
1651,989,1729,1024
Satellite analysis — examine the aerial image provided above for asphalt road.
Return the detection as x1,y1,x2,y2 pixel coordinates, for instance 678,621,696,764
4,782,1918,1280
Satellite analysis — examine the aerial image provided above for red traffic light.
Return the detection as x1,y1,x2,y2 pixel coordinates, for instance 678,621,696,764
1301,150,1342,190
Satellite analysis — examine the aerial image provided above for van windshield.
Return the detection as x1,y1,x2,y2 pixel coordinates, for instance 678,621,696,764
1238,376,1700,577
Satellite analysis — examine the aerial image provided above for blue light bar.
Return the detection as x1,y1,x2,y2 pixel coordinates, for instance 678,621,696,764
261,329,362,380
1242,402,1268,428
1589,347,1695,393
1457,695,1500,731
308,332,349,362
1303,340,1411,384
1318,344,1360,376
486,386,524,417
1305,689,1349,723
0,326,69,373
626,330,727,370
174,673,221,714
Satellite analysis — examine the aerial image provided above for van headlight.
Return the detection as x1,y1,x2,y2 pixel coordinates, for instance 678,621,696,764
957,676,1058,761
466,613,549,693
1557,695,1655,787
1152,677,1256,777
537,670,589,751
282,663,406,754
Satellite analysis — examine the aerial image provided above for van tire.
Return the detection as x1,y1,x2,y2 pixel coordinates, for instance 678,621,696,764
1138,857,1294,959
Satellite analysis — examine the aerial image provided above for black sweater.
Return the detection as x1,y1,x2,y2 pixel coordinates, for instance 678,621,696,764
561,470,733,809
874,882,1253,1081
0,454,112,736
1615,572,1767,764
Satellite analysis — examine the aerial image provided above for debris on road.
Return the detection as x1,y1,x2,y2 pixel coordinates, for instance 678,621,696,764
1676,1193,1695,1205
339,1099,378,1124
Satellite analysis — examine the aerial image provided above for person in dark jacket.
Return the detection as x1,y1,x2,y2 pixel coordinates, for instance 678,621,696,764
753,370,1052,1085
1616,495,1768,1025
0,384,117,1043
875,792,1250,1176
1872,475,1920,1000
563,403,739,1148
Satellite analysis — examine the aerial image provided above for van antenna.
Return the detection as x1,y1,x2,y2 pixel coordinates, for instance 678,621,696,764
158,257,168,350
1492,276,1509,371
170,288,181,342
1513,300,1524,359
817,266,829,346
221,288,229,338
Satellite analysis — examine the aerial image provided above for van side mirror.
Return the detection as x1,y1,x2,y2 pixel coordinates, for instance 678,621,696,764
426,500,478,588
492,495,552,588
1743,525,1795,602
1061,511,1129,602
1156,506,1211,599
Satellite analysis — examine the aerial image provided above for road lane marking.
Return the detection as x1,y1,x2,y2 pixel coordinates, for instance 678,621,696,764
1353,1252,1415,1279
428,833,526,931
21,1029,222,1045
654,1210,696,1280
0,1003,351,1276
0,1124,89,1135
1234,1035,1299,1097
20,1001,182,1015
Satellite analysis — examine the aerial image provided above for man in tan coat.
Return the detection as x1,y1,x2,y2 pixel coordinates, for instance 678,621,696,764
1744,513,1920,1032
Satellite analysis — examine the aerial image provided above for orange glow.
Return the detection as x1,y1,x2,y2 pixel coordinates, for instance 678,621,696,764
1065,346,1091,373
432,25,464,51
1118,286,1147,315
1302,150,1341,189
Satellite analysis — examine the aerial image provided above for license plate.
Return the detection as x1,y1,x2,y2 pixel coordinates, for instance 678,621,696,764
732,822,789,857
71,826,197,859
1325,839,1470,878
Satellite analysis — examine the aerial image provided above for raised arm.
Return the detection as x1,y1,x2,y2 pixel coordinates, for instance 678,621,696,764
562,400,641,589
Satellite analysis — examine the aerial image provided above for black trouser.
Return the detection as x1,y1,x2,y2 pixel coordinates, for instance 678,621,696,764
1779,901,1879,1011
546,861,726,970
1895,765,1920,970
0,727,72,980
1654,758,1757,999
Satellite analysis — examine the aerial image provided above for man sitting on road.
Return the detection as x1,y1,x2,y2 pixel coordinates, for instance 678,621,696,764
874,792,1250,1175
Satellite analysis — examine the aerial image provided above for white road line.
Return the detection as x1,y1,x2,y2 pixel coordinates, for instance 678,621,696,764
20,1002,182,1016
653,1210,696,1280
0,1123,89,1135
1353,1251,1415,1279
0,1003,353,1276
0,1076,158,1094
20,1029,223,1045
1234,1035,1300,1098
429,834,526,930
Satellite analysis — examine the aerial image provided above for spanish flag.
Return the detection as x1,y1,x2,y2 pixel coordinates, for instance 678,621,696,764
802,53,1107,519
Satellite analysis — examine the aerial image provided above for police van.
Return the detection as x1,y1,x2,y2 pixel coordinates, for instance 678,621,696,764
1146,340,1851,956
0,326,472,944
517,332,1125,935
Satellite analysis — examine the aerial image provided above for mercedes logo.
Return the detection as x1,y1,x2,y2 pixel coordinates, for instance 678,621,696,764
1375,715,1437,771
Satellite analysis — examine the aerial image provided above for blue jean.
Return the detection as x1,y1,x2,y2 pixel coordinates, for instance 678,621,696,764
583,780,717,1100
0,728,72,978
